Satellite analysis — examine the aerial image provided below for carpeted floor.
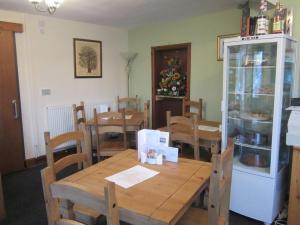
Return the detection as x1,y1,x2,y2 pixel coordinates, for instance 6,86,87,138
0,163,264,225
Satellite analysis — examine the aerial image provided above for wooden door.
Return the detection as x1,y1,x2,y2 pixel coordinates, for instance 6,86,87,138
0,22,25,174
151,43,191,129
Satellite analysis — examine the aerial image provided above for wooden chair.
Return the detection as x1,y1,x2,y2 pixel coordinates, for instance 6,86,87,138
177,142,234,225
49,180,120,225
43,128,99,225
166,110,200,160
0,173,5,221
143,100,150,129
117,95,139,114
72,101,87,169
182,98,203,120
72,101,86,132
41,170,120,225
93,109,127,161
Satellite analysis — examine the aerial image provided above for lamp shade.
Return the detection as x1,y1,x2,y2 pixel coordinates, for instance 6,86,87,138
28,0,42,3
45,0,64,8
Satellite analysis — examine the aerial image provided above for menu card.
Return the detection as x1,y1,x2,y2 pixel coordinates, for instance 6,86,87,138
138,129,178,165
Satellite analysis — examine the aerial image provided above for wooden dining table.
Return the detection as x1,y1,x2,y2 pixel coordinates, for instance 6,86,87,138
51,150,212,225
159,120,222,154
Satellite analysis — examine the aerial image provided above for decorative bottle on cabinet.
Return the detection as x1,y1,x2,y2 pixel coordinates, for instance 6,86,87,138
221,34,297,225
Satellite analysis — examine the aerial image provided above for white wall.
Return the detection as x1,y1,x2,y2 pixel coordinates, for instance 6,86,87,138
0,9,128,159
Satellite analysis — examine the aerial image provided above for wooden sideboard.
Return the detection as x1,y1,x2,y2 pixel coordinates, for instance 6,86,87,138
287,147,300,225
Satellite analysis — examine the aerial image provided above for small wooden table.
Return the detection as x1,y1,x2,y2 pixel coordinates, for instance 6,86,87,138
159,120,222,154
51,150,211,225
287,146,300,225
87,112,145,148
87,112,144,132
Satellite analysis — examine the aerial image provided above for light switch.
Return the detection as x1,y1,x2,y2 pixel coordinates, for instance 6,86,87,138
41,88,51,96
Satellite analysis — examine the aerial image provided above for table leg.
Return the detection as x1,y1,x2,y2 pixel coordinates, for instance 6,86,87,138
60,199,75,220
135,130,138,150
0,173,6,221
287,148,300,225
88,125,97,163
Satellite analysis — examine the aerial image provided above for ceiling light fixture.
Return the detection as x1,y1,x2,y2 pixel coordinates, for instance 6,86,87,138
28,0,64,15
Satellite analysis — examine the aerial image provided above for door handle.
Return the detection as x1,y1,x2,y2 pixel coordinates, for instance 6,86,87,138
12,100,18,119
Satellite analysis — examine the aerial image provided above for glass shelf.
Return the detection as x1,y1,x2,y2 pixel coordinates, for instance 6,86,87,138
229,66,276,69
228,116,273,124
234,141,271,151
228,92,274,97
233,156,270,175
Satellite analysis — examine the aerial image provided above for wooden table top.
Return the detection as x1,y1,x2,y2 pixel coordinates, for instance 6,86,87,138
159,120,221,142
51,150,211,225
86,111,144,127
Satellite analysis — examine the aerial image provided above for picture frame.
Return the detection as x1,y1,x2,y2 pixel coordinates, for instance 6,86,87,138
217,33,240,61
73,38,102,78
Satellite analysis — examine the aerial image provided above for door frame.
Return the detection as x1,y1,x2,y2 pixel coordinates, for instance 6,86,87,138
151,43,191,128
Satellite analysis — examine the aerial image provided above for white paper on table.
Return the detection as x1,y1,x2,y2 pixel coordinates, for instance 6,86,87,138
100,105,110,113
125,115,133,120
198,125,219,132
105,165,159,189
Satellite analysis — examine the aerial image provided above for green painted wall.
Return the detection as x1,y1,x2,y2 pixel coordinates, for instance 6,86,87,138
128,9,241,122
286,0,300,38
129,2,300,122
285,0,300,96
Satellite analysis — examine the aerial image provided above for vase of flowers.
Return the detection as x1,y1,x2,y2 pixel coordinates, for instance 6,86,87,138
158,56,186,97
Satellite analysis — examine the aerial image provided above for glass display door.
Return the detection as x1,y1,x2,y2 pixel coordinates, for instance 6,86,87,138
226,42,277,175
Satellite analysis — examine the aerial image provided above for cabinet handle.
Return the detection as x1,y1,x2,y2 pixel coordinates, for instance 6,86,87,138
12,100,18,119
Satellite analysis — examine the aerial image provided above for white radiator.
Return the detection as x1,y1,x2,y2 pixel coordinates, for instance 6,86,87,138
45,102,111,150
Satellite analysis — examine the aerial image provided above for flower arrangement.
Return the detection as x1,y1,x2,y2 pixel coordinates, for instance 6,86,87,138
157,56,186,96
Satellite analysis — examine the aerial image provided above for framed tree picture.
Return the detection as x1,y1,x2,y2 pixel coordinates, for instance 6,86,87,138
73,38,102,78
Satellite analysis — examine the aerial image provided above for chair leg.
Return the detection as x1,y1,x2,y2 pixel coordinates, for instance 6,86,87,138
76,142,82,170
194,147,200,160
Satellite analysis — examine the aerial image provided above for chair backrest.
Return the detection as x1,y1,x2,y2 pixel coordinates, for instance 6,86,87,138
182,98,203,120
166,110,200,160
41,169,120,225
44,127,92,174
72,102,87,167
117,95,139,114
72,101,86,131
93,108,127,150
0,173,5,221
42,128,92,225
207,141,234,225
143,100,150,129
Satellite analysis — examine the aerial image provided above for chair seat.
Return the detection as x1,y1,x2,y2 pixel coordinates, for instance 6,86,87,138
74,203,101,225
100,139,125,149
98,139,126,156
177,207,208,225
